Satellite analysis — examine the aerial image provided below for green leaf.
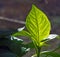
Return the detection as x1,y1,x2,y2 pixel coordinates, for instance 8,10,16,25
12,30,31,37
47,34,58,40
32,51,60,57
8,36,30,57
0,36,30,57
17,26,25,31
26,41,35,49
26,4,51,46
10,36,23,44
40,51,60,57
41,34,58,42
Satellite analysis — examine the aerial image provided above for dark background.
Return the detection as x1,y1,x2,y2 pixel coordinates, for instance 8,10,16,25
0,0,60,33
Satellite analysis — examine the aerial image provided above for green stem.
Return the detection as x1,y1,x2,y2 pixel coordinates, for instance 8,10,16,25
36,46,41,57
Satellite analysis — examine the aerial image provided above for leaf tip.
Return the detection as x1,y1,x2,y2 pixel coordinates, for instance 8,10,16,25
32,4,37,9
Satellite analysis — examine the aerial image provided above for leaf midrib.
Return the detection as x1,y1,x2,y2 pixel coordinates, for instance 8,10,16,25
33,7,40,45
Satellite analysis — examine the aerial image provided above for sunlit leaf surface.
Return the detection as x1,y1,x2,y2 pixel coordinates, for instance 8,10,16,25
26,5,51,46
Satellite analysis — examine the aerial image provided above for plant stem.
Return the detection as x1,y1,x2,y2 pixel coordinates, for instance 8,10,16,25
37,46,41,57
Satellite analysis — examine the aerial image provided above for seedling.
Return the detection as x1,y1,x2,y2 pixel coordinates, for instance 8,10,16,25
13,5,60,57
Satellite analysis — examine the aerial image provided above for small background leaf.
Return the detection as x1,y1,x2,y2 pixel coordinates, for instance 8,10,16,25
0,36,30,57
8,36,30,57
40,51,60,57
17,26,25,31
12,30,31,37
32,51,60,57
47,34,58,40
